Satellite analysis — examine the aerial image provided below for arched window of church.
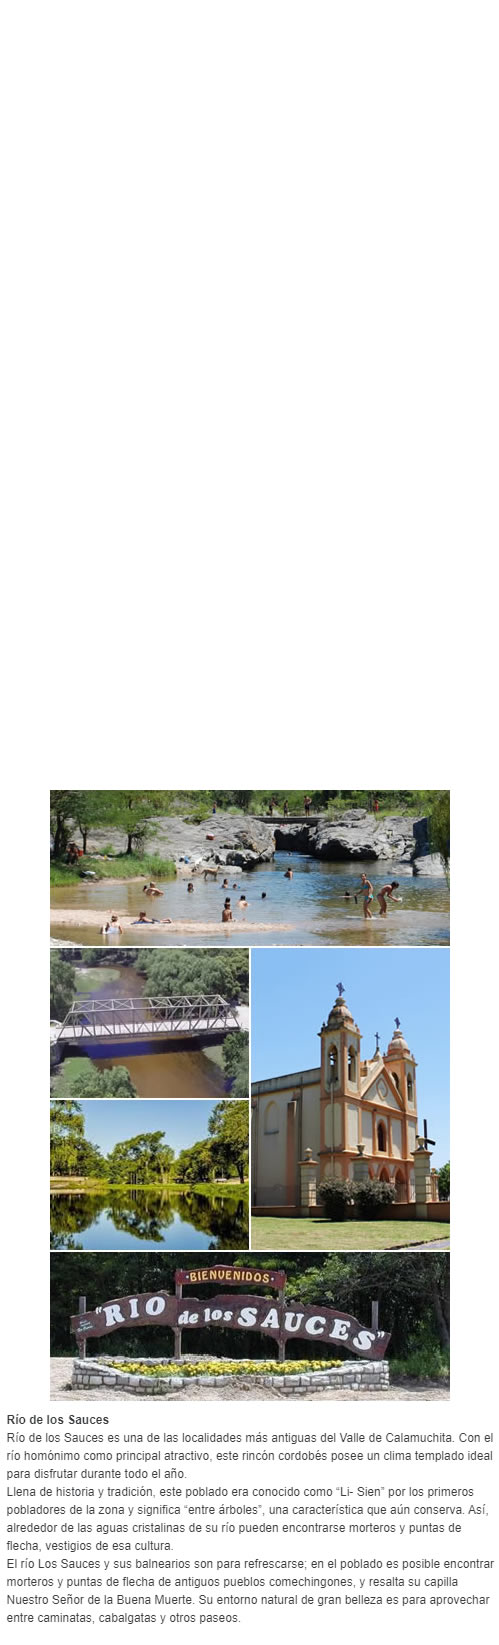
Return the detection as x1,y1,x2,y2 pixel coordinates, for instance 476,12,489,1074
407,1074,414,1104
348,1046,357,1081
392,1072,400,1093
377,1120,387,1152
264,1102,279,1135
329,1046,338,1085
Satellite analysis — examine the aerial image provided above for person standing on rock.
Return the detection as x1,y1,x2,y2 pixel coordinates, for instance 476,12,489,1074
283,799,289,817
377,881,401,916
360,873,374,918
304,794,311,817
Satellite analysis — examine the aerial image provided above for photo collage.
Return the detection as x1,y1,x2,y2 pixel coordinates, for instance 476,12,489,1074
50,789,450,1401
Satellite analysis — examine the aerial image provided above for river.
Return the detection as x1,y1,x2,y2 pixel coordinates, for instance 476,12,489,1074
53,961,232,1099
50,855,450,946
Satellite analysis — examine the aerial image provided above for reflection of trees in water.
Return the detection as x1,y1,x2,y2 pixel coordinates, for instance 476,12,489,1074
51,1194,101,1238
174,1191,248,1248
50,1188,248,1248
108,1191,174,1243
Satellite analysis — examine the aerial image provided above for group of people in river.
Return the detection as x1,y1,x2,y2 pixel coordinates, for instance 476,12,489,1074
98,863,404,937
346,872,403,919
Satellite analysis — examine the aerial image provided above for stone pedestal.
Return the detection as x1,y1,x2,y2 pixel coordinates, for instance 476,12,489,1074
412,1145,433,1219
299,1149,318,1208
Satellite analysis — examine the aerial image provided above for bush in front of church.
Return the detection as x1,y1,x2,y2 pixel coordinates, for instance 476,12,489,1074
353,1178,397,1218
318,1178,354,1220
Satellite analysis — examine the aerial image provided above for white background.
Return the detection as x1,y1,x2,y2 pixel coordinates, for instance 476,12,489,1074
1,2,498,1640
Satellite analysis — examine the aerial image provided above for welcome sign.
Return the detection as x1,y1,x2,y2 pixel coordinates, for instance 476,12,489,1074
175,1265,286,1289
71,1285,390,1360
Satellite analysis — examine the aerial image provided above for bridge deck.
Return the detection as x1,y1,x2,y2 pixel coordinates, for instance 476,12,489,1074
57,1017,237,1041
254,814,320,825
54,995,242,1044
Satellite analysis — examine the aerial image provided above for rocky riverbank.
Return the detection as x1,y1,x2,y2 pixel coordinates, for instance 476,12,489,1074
85,814,276,873
275,810,433,864
82,809,442,874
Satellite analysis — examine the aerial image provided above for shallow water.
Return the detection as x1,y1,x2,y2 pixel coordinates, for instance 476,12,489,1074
51,855,449,946
50,1187,248,1250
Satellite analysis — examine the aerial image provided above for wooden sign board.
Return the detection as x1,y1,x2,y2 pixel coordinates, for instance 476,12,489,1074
175,1265,286,1290
71,1289,390,1359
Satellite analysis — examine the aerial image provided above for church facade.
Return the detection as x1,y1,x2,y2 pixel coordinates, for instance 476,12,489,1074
252,987,420,1208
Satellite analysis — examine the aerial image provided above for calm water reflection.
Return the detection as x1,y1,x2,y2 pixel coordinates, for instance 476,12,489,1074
50,1186,248,1250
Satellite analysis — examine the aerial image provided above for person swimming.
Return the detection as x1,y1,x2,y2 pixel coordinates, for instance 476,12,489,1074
222,898,233,923
143,882,162,897
187,882,194,893
237,895,248,909
284,868,293,879
377,881,401,915
222,878,230,889
261,891,267,899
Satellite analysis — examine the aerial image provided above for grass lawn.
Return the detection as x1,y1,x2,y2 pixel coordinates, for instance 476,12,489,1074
251,1218,450,1251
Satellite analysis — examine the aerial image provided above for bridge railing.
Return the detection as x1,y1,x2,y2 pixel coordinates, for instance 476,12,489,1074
57,995,240,1040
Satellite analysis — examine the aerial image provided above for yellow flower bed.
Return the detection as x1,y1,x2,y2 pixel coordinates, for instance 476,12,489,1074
109,1359,342,1378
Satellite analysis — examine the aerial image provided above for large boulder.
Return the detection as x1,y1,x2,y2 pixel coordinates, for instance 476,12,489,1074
314,812,422,862
412,853,446,877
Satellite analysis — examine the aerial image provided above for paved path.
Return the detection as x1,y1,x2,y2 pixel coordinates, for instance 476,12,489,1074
403,1239,450,1250
50,1360,448,1403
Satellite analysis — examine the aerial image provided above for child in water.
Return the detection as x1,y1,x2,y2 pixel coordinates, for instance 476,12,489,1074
222,899,233,923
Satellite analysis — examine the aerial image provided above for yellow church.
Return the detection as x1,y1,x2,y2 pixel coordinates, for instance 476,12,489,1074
251,984,421,1209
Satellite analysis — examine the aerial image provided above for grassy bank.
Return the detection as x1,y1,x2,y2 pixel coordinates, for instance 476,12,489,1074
51,1178,248,1191
50,853,176,886
251,1219,450,1251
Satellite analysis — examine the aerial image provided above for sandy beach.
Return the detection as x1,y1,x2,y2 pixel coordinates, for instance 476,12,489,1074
50,908,291,934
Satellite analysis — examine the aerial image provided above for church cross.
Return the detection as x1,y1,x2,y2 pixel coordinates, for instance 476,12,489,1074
337,982,345,997
395,1016,401,1028
423,1117,436,1148
375,1031,380,1052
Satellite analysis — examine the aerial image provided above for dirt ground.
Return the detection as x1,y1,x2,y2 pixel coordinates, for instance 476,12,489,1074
50,1359,449,1402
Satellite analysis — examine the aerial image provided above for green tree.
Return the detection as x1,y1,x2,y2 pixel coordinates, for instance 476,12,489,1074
438,1162,450,1200
50,953,75,1020
52,1061,139,1100
107,1131,174,1184
50,791,86,858
100,791,164,854
427,791,450,868
222,1032,249,1098
174,1140,215,1183
208,1100,249,1184
50,1099,84,1174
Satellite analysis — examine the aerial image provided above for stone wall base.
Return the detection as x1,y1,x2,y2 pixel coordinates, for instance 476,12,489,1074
72,1356,390,1395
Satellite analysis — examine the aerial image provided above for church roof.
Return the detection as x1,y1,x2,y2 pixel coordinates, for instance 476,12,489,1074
324,988,360,1033
386,1020,412,1058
